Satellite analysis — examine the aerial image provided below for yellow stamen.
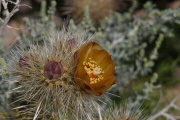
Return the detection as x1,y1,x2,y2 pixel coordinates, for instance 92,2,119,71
83,58,104,84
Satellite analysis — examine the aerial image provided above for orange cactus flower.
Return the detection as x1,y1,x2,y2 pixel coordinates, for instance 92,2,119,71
74,42,116,96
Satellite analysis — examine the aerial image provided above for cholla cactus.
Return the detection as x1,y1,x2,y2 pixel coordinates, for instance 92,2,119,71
62,0,118,26
7,28,116,119
103,103,146,120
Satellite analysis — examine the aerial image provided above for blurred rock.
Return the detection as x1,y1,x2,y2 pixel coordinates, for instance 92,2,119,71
167,0,180,9
134,9,145,17
2,20,28,49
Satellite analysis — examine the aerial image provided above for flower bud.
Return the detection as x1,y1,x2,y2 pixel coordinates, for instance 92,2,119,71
44,61,63,80
19,57,29,68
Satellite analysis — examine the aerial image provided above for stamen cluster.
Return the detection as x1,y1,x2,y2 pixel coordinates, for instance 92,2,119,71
83,58,104,84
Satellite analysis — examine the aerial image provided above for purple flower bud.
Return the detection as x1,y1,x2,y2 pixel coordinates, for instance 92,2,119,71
19,57,29,68
44,61,63,80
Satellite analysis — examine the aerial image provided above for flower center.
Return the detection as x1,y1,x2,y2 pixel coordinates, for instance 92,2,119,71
83,58,104,84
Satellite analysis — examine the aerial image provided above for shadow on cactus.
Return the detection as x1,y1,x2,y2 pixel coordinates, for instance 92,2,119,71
7,27,116,119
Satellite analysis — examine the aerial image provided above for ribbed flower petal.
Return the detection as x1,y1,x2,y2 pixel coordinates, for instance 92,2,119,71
77,42,101,64
87,49,115,79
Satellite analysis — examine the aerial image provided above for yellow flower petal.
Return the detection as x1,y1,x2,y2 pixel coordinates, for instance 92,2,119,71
77,42,101,64
74,42,116,96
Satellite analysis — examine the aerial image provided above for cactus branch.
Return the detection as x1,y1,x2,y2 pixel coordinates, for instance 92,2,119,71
149,94,180,120
0,0,31,36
